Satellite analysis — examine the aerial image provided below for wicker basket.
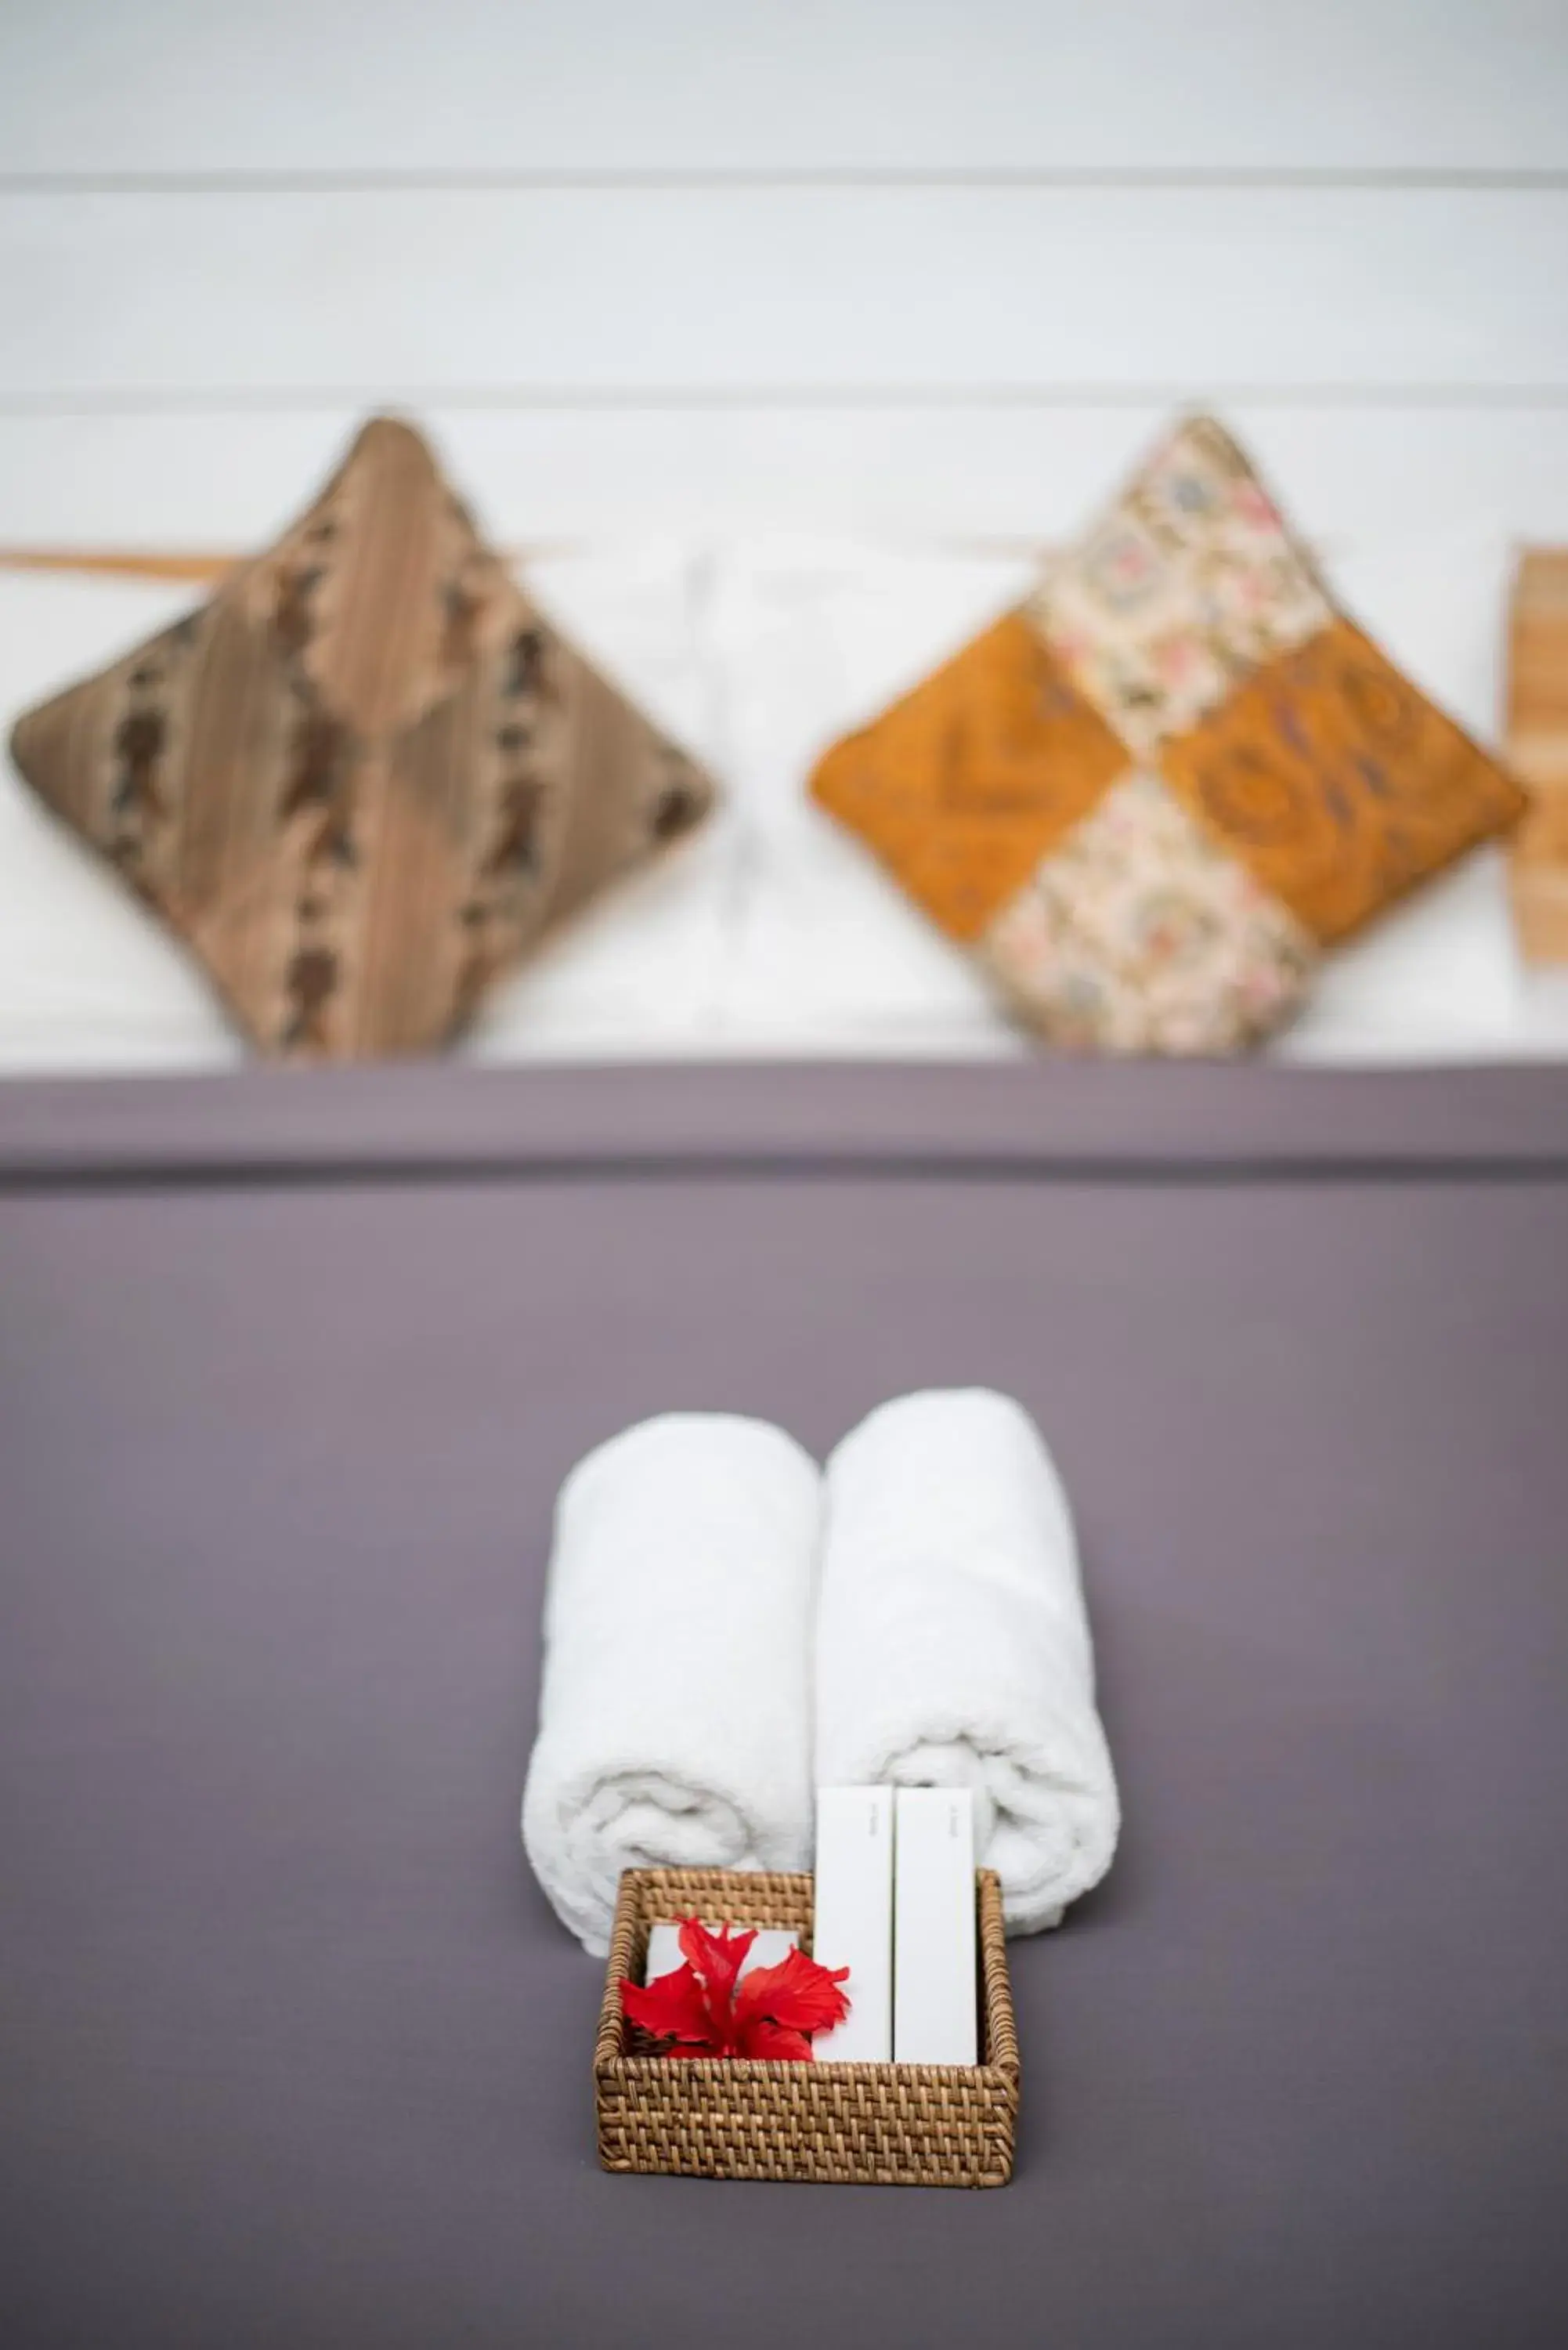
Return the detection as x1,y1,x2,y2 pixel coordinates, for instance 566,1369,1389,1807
594,1865,1019,2187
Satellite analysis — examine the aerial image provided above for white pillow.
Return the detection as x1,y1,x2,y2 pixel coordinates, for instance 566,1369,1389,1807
2,522,1558,1073
708,536,1035,1051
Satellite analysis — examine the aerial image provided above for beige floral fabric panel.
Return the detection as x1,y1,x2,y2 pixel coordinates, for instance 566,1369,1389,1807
1028,417,1332,758
980,770,1317,1055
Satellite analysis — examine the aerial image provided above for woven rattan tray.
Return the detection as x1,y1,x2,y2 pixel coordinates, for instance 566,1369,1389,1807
594,1864,1018,2186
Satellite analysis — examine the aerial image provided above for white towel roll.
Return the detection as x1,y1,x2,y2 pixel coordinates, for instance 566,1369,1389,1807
815,1389,1118,1934
522,1412,819,1955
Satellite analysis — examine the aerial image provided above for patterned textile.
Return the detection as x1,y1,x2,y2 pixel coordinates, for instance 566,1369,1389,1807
807,613,1125,941
811,414,1525,1055
1035,419,1331,756
1158,616,1526,942
9,418,715,1061
981,772,1316,1055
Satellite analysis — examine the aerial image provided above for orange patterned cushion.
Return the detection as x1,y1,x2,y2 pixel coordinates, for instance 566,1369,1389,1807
811,415,1526,1054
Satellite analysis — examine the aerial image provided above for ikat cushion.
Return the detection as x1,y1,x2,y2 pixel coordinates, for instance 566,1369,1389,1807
9,417,716,1061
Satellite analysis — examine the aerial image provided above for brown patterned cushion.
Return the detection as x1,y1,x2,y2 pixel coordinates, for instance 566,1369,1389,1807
8,418,716,1060
812,416,1525,1054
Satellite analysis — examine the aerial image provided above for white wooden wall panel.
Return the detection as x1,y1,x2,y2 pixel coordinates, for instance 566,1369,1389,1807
0,188,1563,402
0,6,1563,549
1,1,1564,178
3,408,1567,554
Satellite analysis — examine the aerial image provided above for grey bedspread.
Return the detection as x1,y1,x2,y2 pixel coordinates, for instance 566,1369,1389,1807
2,1060,1566,2349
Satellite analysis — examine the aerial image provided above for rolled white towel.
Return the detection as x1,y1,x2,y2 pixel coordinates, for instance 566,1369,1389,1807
522,1412,819,1955
816,1389,1118,1934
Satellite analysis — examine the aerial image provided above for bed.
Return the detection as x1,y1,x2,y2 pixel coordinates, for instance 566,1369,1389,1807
5,13,1568,2329
2,1058,1566,2348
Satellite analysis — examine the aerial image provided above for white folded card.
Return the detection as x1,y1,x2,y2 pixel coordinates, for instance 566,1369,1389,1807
811,1785,894,2062
643,1921,799,1985
893,1788,978,2066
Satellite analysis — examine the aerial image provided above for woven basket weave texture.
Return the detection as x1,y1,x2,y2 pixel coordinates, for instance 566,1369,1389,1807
594,1865,1019,2188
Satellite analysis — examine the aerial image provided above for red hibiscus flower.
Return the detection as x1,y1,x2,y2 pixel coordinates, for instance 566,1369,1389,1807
621,1917,851,2061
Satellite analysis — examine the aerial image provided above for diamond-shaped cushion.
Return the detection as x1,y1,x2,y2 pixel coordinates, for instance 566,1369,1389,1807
8,418,716,1060
810,415,1525,1054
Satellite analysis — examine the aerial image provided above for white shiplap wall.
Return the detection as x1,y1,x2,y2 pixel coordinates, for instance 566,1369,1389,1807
0,0,1565,548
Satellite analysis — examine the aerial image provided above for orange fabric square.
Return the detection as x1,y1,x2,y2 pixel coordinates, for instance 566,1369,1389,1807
808,612,1129,941
1160,617,1527,942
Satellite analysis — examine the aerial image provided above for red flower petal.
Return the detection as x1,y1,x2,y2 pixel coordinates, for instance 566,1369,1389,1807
732,1947,852,2040
627,1928,853,2061
620,1961,721,2050
737,2018,815,2062
675,1916,757,2004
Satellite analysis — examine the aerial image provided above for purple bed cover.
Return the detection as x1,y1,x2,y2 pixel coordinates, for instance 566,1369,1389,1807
1,1059,1566,2350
